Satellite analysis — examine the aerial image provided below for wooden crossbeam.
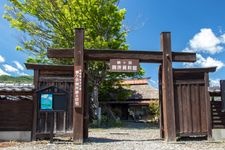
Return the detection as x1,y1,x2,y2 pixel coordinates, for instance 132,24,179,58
173,67,216,73
25,63,73,70
47,48,196,63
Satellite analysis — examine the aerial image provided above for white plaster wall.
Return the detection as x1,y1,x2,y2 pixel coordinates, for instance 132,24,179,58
0,131,31,141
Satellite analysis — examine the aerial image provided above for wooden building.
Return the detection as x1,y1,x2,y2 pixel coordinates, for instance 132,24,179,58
99,78,159,120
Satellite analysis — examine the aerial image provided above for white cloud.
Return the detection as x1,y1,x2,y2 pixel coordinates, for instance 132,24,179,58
18,72,29,76
2,64,19,73
182,47,194,53
183,28,225,71
220,33,225,44
149,79,158,88
13,61,24,71
0,68,10,76
0,55,5,63
210,78,220,87
188,28,224,54
184,54,224,70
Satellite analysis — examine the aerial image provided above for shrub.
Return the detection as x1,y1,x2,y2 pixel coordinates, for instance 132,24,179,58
148,100,160,122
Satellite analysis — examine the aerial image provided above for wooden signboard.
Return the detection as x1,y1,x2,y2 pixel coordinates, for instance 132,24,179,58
54,93,68,111
109,59,139,72
37,87,68,112
74,65,83,108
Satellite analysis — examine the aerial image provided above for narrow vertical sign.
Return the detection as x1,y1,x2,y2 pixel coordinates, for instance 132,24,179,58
74,65,82,108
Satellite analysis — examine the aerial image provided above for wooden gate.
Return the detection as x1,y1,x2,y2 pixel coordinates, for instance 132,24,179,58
174,67,216,137
160,67,216,139
26,64,74,139
28,28,217,142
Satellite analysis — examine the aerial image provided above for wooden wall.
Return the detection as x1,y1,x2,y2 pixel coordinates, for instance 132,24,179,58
0,99,33,131
173,71,211,137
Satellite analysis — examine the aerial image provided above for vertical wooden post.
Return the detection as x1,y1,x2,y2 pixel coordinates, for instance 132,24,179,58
158,65,164,138
83,62,89,139
204,72,212,140
161,32,176,141
73,28,85,143
50,112,54,143
31,69,39,141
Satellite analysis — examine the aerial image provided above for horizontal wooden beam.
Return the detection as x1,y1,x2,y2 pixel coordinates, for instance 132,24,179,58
47,48,196,63
47,48,73,58
174,79,205,85
209,91,221,97
85,49,163,63
25,63,73,71
39,77,74,82
0,90,34,96
173,67,217,73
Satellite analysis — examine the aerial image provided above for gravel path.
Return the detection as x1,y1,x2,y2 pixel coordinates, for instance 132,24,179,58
1,122,225,150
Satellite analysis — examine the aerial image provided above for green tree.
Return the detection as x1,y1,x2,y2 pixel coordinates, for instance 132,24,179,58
3,0,128,62
4,0,144,120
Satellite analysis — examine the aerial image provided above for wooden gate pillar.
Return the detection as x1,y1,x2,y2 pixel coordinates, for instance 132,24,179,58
73,28,85,143
205,72,212,140
84,62,89,139
158,65,164,138
161,32,176,141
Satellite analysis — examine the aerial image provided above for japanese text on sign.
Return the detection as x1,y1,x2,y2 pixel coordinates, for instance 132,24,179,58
109,59,139,72
74,66,82,107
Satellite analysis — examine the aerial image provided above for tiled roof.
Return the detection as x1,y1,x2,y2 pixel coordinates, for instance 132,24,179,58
0,83,34,95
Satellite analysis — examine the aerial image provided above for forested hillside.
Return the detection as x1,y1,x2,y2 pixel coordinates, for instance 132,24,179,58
0,75,33,83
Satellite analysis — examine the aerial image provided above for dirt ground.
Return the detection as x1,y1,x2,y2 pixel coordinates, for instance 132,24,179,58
1,122,225,150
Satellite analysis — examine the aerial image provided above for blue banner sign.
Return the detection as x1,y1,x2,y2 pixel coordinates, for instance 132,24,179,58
41,94,53,110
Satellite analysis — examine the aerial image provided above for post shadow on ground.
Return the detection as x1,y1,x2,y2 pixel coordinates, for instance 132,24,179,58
120,121,159,129
85,137,163,143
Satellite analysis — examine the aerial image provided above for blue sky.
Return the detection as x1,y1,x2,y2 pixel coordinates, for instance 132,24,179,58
1,0,225,87
119,0,225,87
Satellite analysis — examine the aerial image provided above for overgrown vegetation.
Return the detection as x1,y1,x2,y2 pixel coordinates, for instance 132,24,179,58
0,75,33,83
148,100,160,122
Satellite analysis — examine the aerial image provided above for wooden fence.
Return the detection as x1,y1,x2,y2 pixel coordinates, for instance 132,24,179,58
210,91,225,129
0,99,33,131
0,87,34,131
